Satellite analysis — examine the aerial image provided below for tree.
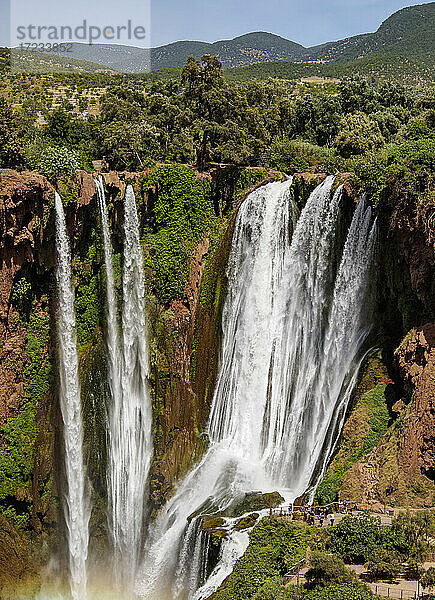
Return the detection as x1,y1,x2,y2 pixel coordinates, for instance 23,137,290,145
389,512,434,562
366,548,402,582
98,120,160,170
334,112,384,158
27,146,81,182
339,77,380,114
305,552,358,589
181,54,226,170
421,567,435,595
328,516,385,564
0,98,25,168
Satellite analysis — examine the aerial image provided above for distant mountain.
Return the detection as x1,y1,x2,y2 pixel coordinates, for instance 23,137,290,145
150,2,435,69
151,32,306,69
305,2,435,62
5,49,115,74
47,43,151,72
225,52,435,86
4,2,434,74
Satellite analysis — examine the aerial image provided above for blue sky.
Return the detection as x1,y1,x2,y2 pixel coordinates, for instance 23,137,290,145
0,0,433,48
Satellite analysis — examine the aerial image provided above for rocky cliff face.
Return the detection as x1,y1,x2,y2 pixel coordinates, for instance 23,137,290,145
318,174,435,508
340,325,435,507
0,166,278,583
0,166,433,587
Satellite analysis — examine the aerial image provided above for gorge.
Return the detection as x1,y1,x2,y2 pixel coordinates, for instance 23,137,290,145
0,163,433,600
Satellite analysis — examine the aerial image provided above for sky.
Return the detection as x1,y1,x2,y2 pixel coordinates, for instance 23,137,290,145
0,0,433,48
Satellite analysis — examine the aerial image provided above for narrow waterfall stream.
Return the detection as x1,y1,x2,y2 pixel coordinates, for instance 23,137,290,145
54,192,90,600
136,176,377,600
95,181,153,589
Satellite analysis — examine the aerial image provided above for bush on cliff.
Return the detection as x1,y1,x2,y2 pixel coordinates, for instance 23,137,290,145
26,145,82,182
212,517,311,600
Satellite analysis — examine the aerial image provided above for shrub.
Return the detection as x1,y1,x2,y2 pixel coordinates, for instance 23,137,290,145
421,567,435,594
142,165,218,305
335,112,384,158
328,515,385,564
305,552,357,588
27,145,81,182
366,548,402,581
213,518,311,600
303,582,379,600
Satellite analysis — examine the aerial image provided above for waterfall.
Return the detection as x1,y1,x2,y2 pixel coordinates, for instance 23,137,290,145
94,177,121,416
98,182,153,588
54,192,89,600
137,176,377,600
173,519,210,599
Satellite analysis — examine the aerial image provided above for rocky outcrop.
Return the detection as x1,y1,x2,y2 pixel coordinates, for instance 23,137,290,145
389,187,435,319
315,350,394,506
396,323,435,481
0,170,54,427
149,239,212,506
0,513,37,595
0,170,54,328
340,325,435,507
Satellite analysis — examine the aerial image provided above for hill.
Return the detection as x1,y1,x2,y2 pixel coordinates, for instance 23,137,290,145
3,49,115,74
12,2,431,73
150,2,435,69
150,32,306,69
305,2,435,62
225,51,435,86
1,2,433,78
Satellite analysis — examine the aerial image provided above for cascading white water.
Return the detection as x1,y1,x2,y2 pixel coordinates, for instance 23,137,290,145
192,531,249,600
137,177,377,600
99,183,153,588
94,177,122,416
55,192,90,600
173,519,210,599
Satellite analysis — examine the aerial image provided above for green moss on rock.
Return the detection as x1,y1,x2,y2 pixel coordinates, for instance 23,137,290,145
235,513,259,530
222,492,285,518
315,349,393,505
0,298,53,529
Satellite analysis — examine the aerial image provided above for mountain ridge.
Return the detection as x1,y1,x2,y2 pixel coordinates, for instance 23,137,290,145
149,2,434,69
5,2,435,74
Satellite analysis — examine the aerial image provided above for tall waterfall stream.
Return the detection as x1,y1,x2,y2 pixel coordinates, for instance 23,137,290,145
55,192,90,600
95,180,153,590
136,176,377,599
53,176,376,600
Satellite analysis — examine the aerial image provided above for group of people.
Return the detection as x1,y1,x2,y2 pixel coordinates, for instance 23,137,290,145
285,501,358,527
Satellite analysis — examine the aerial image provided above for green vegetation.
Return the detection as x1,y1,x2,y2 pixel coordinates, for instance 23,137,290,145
141,164,218,304
305,552,358,588
328,513,435,565
27,146,82,181
213,516,394,600
226,51,434,86
0,298,53,528
315,351,392,505
328,515,386,564
214,512,435,600
213,517,311,600
1,51,433,192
